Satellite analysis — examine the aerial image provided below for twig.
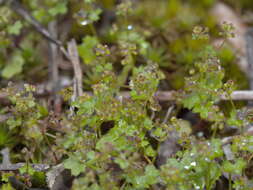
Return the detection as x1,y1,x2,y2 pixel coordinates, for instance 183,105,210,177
223,144,235,161
48,21,60,94
1,0,73,62
1,148,11,165
150,110,155,120
90,90,253,101
0,148,50,171
3,90,253,103
48,21,61,113
246,28,253,106
148,90,253,101
234,90,253,99
162,105,175,124
67,39,83,98
8,0,62,46
221,125,253,146
0,113,11,122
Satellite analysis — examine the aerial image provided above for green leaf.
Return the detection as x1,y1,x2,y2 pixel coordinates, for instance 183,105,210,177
1,183,14,190
49,2,67,16
84,0,94,3
145,165,160,183
37,105,49,118
64,156,86,176
78,36,99,64
145,145,156,157
152,127,166,138
2,52,25,78
115,157,129,169
133,165,159,188
209,139,223,160
182,93,200,109
1,173,13,183
227,109,243,127
89,8,102,22
77,99,96,115
87,151,96,160
32,9,47,22
223,159,246,175
6,117,22,130
19,164,35,175
7,21,23,35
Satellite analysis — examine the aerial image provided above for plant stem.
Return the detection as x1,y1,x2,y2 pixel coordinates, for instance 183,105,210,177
205,164,211,190
89,23,98,37
229,173,232,190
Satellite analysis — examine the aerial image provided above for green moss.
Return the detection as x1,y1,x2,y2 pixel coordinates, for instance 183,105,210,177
219,47,248,90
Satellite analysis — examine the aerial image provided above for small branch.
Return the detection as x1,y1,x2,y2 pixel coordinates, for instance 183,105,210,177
2,90,253,103
2,0,74,62
48,21,60,94
7,0,62,46
150,110,155,120
0,148,50,171
0,113,11,122
48,21,62,113
152,90,253,101
226,90,253,100
162,105,175,124
1,148,11,165
67,39,83,98
246,28,253,106
145,90,253,101
223,144,235,161
110,90,253,101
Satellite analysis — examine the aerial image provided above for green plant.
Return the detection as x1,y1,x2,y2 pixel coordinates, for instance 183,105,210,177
1,0,253,189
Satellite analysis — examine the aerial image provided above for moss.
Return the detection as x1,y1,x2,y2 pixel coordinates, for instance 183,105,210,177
219,47,248,90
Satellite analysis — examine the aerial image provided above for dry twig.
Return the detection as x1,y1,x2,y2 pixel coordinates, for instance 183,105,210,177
162,105,175,124
48,21,62,113
2,90,253,104
0,148,50,171
67,39,83,98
